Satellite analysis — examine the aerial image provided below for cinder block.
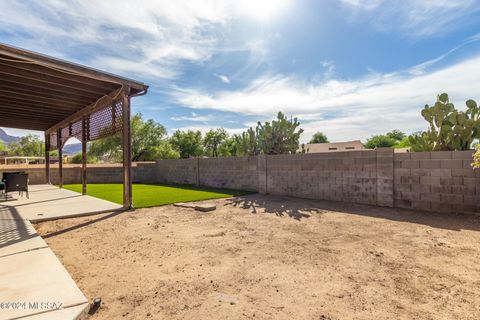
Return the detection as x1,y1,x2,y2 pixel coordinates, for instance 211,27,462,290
430,151,453,159
441,160,464,169
421,192,441,202
401,191,420,201
439,193,463,204
411,152,430,160
431,185,452,194
395,199,412,209
431,202,453,213
463,195,480,206
420,160,441,169
411,168,430,176
452,169,475,177
394,153,411,161
412,183,431,193
452,150,474,160
401,160,420,169
430,169,451,177
420,176,441,185
411,200,431,211
463,177,479,186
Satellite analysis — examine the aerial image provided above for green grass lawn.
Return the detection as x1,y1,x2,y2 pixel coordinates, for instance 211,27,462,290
63,183,247,208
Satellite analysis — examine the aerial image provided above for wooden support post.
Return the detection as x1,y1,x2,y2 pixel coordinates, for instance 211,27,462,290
57,128,63,188
45,133,50,184
81,117,87,195
122,93,133,209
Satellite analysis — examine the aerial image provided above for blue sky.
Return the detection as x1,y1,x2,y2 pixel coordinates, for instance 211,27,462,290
1,0,480,143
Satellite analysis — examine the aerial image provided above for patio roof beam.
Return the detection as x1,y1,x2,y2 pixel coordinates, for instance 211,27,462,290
0,64,115,96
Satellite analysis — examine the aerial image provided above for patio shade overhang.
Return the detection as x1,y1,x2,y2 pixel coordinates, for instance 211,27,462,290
0,43,147,131
0,43,148,209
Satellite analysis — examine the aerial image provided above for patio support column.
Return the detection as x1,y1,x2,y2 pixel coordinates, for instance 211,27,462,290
81,117,87,195
122,92,133,209
45,133,50,184
57,128,63,188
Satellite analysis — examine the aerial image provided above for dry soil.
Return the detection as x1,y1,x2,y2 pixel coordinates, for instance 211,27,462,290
35,194,480,320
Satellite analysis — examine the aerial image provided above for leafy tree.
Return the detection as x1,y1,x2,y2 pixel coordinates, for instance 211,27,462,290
218,137,238,157
169,130,204,158
7,134,44,156
88,113,167,162
257,112,303,155
0,140,6,152
153,141,180,159
394,137,411,148
69,153,98,164
204,128,228,157
408,93,480,151
309,131,329,143
386,129,406,142
364,134,396,149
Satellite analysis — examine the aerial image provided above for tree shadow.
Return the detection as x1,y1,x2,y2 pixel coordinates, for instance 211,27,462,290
225,194,326,221
225,194,480,231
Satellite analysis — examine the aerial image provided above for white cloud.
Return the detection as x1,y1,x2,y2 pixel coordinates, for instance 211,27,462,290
169,125,246,136
338,0,480,37
213,73,231,84
173,54,480,142
0,0,282,79
170,112,213,122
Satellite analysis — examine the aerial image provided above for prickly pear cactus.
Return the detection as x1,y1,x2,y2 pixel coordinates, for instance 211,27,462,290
409,93,480,151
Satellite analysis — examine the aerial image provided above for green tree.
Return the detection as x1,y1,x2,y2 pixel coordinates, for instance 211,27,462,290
0,140,6,152
153,141,180,159
88,113,168,162
204,128,228,157
364,134,396,149
69,153,98,164
386,129,406,142
218,137,238,157
7,134,44,156
169,130,204,158
309,131,329,143
257,112,304,155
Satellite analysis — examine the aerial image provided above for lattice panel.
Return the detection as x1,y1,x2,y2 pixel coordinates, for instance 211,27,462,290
87,100,123,141
46,97,125,151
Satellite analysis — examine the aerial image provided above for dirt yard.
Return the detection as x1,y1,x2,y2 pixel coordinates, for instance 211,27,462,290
35,194,480,320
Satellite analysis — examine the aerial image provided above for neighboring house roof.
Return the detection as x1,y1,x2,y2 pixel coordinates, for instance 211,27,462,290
302,140,365,153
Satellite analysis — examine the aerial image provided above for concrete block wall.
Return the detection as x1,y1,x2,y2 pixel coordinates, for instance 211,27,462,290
394,150,479,214
266,150,379,205
2,150,478,215
0,163,157,185
199,156,258,191
155,158,198,185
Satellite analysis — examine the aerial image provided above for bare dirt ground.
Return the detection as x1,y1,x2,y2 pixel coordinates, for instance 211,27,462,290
35,194,480,320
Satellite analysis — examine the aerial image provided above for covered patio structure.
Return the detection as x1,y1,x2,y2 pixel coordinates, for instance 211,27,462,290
0,43,148,208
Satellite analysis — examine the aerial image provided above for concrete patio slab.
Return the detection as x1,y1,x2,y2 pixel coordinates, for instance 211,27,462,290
0,184,123,222
0,219,47,258
0,248,88,320
0,184,121,320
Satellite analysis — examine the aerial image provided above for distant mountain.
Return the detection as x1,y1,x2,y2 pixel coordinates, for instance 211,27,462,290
62,143,82,155
0,128,20,144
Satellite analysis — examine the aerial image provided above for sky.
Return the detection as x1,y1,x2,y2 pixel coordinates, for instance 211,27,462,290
1,0,480,143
